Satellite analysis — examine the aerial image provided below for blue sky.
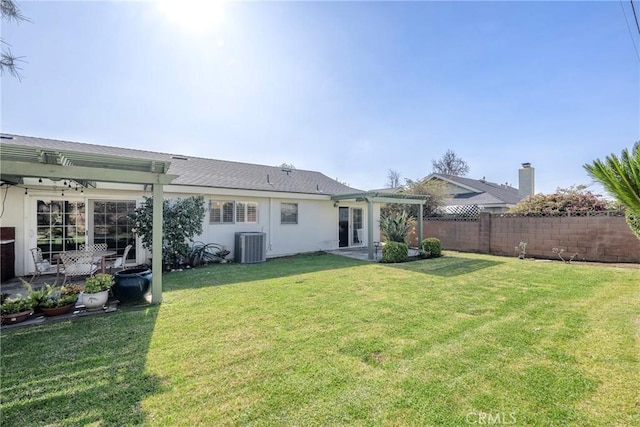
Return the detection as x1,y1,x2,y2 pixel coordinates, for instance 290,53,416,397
2,1,639,195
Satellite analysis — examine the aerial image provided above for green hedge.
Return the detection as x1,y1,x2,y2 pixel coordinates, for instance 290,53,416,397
382,241,408,263
420,237,442,258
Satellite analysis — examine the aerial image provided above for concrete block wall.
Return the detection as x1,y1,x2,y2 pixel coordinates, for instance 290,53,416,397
417,219,481,252
415,213,640,263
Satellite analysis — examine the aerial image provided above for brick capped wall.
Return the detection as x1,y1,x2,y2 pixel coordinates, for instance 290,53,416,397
413,213,640,263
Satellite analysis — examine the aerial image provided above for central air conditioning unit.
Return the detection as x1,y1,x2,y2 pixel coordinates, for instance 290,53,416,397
234,232,267,264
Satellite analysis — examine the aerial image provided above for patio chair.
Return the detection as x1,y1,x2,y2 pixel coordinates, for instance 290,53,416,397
79,243,108,252
60,251,99,285
79,243,109,268
29,247,59,283
106,244,135,273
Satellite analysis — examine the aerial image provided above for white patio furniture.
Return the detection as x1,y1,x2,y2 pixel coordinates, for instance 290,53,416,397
60,251,99,285
29,247,59,283
106,244,135,273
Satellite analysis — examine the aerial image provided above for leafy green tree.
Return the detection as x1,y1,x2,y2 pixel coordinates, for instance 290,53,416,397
584,142,640,238
129,195,205,269
381,177,444,220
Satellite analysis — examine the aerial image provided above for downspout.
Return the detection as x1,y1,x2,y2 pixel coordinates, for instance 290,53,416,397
268,198,273,252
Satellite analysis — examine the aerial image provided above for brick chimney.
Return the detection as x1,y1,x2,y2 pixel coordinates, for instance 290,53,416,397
518,163,535,198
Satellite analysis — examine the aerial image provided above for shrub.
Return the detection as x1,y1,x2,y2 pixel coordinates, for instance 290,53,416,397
509,185,615,215
382,241,408,263
420,237,442,258
129,195,206,269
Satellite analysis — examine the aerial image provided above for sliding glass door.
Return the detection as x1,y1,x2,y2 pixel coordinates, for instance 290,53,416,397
92,200,136,259
36,199,86,260
35,199,136,261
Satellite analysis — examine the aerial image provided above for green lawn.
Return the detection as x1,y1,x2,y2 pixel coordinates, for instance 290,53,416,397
1,252,639,426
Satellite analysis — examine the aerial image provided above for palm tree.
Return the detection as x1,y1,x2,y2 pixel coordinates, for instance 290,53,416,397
584,141,640,238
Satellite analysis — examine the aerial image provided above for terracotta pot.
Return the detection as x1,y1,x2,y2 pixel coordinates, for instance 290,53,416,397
1,310,33,325
41,303,76,317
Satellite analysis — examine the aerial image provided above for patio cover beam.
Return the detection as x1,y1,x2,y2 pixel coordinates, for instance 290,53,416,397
0,142,177,304
331,192,428,259
1,160,176,185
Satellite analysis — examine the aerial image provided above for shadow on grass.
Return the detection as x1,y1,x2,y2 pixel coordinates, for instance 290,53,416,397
385,255,504,277
162,251,368,291
0,306,162,426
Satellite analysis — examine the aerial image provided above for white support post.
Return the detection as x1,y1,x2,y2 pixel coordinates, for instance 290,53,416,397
367,198,375,260
151,183,163,304
418,203,424,245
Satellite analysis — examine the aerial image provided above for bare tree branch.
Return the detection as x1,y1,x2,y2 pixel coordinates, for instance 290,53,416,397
386,169,401,188
431,149,470,176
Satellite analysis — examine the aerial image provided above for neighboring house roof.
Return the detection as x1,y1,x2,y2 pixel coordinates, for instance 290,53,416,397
1,134,361,196
426,173,522,206
368,187,404,194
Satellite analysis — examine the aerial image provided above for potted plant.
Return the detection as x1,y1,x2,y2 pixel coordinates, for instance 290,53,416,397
28,286,50,314
1,296,35,325
82,273,114,310
39,284,81,317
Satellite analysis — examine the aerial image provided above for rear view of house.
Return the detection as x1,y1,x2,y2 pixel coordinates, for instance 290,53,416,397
1,134,387,279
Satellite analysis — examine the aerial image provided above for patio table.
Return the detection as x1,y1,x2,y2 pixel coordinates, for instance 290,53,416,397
54,250,117,280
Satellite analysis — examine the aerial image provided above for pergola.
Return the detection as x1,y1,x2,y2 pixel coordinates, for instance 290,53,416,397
0,142,177,304
330,191,429,259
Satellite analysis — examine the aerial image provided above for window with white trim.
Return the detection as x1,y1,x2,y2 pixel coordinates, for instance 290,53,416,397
281,202,298,224
210,200,258,224
236,202,258,223
210,200,234,224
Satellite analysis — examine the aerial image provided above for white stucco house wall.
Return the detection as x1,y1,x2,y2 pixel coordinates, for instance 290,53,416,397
0,134,389,278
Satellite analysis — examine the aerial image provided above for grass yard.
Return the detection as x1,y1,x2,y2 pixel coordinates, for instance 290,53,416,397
1,252,639,426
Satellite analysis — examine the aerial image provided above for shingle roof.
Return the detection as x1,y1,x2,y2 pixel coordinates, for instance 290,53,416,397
368,187,404,194
1,134,361,196
429,174,522,206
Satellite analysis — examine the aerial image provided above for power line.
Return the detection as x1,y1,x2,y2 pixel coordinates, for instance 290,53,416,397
620,0,640,62
631,0,640,34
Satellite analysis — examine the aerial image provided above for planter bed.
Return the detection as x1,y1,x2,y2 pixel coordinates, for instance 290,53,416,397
0,298,120,330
